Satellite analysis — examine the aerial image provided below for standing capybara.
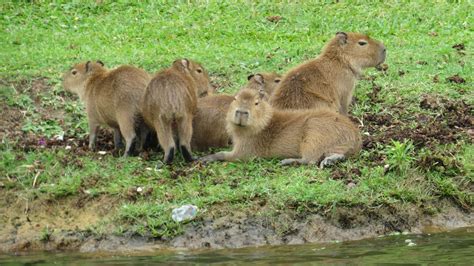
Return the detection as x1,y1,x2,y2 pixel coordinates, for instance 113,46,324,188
200,88,361,167
142,59,211,165
271,32,386,115
62,61,151,156
191,72,281,151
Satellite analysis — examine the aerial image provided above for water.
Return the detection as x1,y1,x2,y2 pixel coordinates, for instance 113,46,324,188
1,229,473,265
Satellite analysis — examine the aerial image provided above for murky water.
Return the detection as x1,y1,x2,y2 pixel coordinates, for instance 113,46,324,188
1,229,473,265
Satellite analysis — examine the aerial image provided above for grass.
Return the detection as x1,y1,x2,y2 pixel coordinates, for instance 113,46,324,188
0,1,472,238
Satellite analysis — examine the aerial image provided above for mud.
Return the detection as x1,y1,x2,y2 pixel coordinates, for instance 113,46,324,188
1,188,472,253
361,92,472,151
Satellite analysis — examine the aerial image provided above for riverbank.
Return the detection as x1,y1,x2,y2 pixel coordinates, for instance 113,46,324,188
1,186,472,253
1,1,472,254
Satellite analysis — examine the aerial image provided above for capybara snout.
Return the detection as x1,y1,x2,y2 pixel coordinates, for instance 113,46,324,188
233,109,250,127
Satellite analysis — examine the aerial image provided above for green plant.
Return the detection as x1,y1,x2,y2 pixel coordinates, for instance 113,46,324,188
385,140,415,174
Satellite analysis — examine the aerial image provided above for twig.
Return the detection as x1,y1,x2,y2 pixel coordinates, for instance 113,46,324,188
32,171,41,188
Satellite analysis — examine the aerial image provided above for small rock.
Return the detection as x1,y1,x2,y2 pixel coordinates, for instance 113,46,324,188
347,182,356,189
98,151,107,155
405,239,412,243
383,164,390,174
136,187,143,193
407,242,416,247
65,145,72,150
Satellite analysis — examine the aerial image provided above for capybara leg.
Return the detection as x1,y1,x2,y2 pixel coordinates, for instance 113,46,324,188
177,115,195,162
88,122,99,151
117,115,137,157
137,123,150,153
280,158,311,166
155,118,175,165
113,128,124,150
200,151,233,163
319,153,345,169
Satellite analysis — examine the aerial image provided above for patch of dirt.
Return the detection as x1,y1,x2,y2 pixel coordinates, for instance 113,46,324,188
361,94,472,151
452,43,465,51
1,190,471,253
0,191,118,253
266,16,282,23
446,74,466,84
1,78,117,155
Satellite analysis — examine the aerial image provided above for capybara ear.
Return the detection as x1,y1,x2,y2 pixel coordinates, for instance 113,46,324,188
258,88,266,100
336,32,348,45
253,74,264,85
85,61,92,72
96,60,104,67
181,58,190,69
247,74,255,81
172,58,190,70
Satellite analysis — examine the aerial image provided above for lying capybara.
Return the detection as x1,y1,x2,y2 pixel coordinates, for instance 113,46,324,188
200,88,361,167
271,32,386,115
191,72,281,151
142,59,211,165
62,61,151,156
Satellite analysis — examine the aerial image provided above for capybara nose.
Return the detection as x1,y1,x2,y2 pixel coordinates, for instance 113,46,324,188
236,110,249,117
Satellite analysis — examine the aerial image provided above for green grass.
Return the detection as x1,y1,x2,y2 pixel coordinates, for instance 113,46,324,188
0,1,472,238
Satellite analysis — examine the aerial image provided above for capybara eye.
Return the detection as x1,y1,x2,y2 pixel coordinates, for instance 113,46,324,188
197,69,203,73
358,41,368,46
72,70,77,75
255,102,259,105
275,79,281,83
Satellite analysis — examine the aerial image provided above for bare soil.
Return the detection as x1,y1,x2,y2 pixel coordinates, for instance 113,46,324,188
0,189,471,253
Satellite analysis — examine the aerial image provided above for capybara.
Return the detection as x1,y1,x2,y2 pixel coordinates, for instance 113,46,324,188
191,72,281,151
201,88,361,167
62,61,151,156
142,59,211,165
271,32,386,115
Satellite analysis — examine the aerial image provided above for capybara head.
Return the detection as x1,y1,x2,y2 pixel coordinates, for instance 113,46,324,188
62,60,105,96
246,72,282,99
227,88,271,133
172,58,212,97
327,32,386,69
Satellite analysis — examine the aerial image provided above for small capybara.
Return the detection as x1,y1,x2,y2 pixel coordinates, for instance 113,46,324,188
142,59,211,165
200,88,361,167
191,72,281,151
271,32,386,115
62,61,151,156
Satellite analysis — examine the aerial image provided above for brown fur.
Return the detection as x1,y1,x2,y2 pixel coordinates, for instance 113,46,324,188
271,32,386,115
191,72,281,151
201,89,361,167
142,59,211,165
62,61,151,156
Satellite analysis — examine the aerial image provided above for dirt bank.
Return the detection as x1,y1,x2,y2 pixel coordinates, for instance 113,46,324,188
0,188,472,253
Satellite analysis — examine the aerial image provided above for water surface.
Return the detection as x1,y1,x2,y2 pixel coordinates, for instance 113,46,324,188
1,228,473,265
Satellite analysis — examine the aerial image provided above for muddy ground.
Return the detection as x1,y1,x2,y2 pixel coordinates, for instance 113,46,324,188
0,189,472,253
1,77,473,253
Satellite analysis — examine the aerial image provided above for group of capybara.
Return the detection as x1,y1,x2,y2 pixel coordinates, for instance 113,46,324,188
62,32,386,168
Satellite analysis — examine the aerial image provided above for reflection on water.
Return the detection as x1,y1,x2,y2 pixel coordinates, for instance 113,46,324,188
1,228,473,265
